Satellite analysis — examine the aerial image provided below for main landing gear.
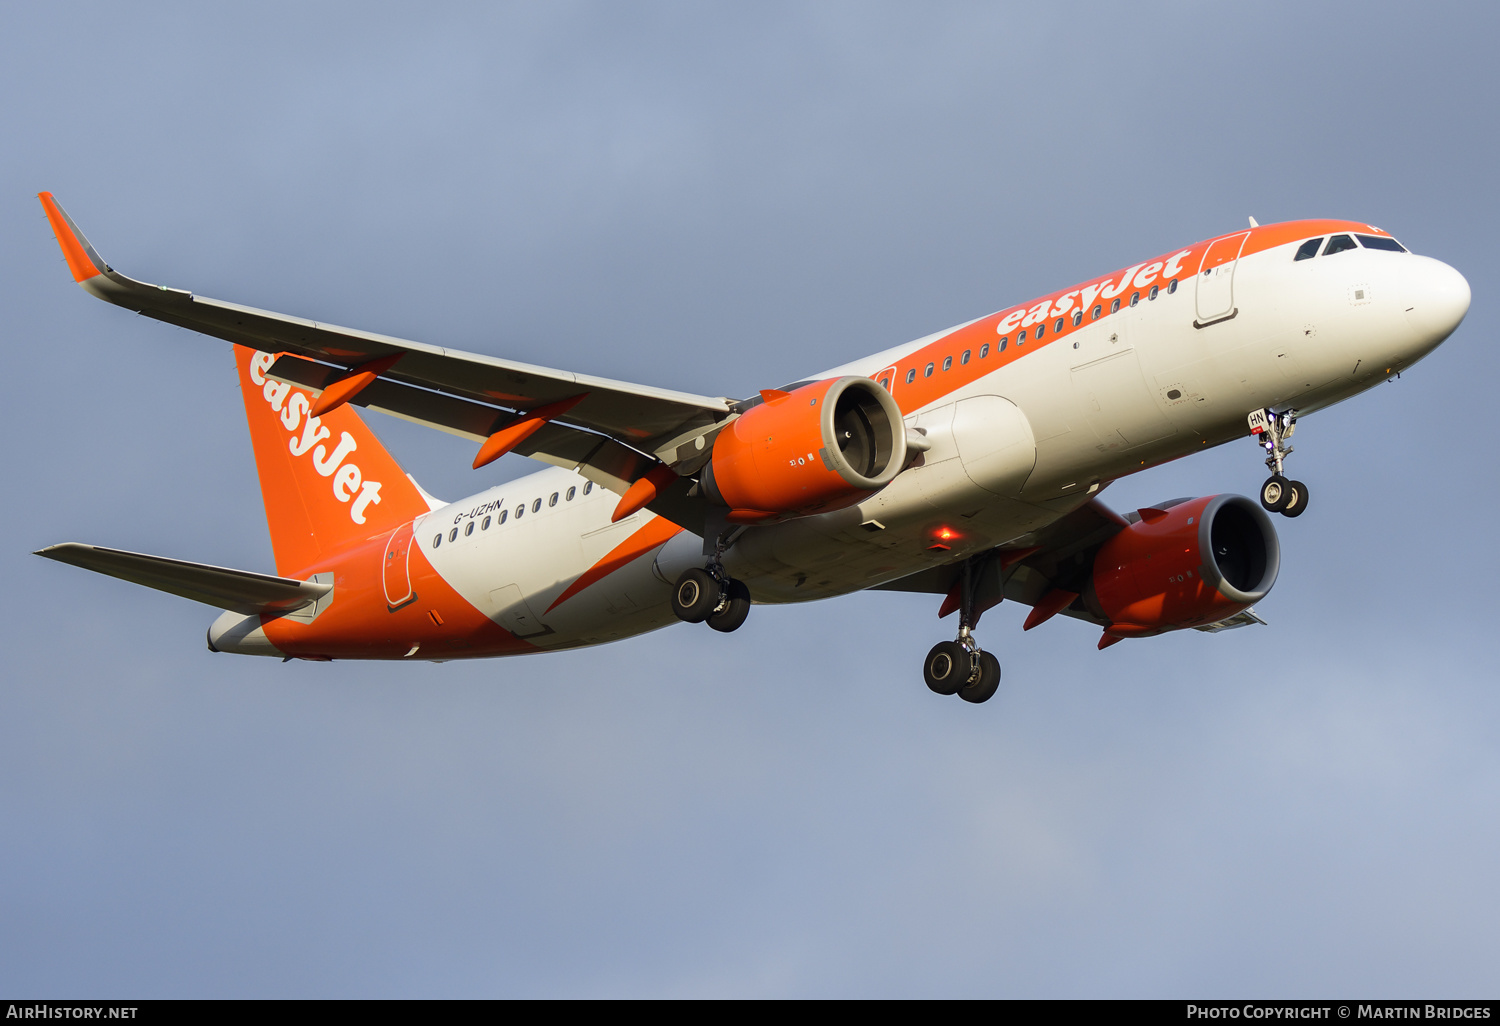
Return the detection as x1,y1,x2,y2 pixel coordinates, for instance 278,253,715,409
671,566,751,633
922,560,1002,704
1248,408,1310,519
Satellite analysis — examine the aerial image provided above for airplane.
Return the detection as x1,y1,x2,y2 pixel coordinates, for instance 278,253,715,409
33,193,1470,704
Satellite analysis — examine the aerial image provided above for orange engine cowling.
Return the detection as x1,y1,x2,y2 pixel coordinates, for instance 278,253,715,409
1089,495,1280,637
701,376,907,522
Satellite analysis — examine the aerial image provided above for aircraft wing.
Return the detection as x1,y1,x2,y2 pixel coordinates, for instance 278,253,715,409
36,543,331,616
38,194,733,496
873,498,1130,628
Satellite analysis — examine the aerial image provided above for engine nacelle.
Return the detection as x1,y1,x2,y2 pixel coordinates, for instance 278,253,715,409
1089,494,1280,637
701,376,907,522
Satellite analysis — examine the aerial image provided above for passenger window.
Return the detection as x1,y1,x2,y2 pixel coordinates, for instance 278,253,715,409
878,376,891,390
1323,234,1357,256
549,492,559,507
980,342,990,358
432,535,441,549
448,528,458,542
1294,237,1324,261
924,362,934,377
1357,234,1407,252
515,505,524,519
1129,291,1140,307
1111,298,1120,314
905,369,916,384
1167,278,1178,294
482,515,491,530
1149,284,1159,300
997,337,1007,352
1035,323,1046,339
566,486,576,501
1072,310,1082,326
942,356,952,371
1053,317,1064,333
464,522,474,536
1017,329,1027,344
960,350,971,365
1092,304,1102,319
532,498,542,512
499,509,508,524
583,482,593,495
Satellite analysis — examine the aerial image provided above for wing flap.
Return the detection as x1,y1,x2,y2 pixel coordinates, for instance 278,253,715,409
264,353,660,496
36,543,330,616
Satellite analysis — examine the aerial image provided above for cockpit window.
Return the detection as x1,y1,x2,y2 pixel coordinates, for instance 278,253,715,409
1357,234,1407,253
1323,234,1357,256
1294,238,1323,261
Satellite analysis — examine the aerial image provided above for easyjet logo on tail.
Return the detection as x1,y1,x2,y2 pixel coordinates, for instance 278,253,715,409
247,352,385,524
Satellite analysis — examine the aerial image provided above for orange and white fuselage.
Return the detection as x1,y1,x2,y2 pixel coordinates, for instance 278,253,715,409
189,218,1467,660
32,194,1468,663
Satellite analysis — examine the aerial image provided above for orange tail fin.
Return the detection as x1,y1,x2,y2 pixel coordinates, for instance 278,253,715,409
234,345,432,576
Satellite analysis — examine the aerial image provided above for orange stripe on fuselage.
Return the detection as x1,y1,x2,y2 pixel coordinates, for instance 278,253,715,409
882,218,1387,415
262,521,538,660
545,515,683,614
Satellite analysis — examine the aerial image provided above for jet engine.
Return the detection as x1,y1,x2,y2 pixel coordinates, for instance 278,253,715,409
1087,495,1280,637
701,376,907,522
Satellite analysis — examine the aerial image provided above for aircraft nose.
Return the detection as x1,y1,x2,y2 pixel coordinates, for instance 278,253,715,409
1405,256,1471,346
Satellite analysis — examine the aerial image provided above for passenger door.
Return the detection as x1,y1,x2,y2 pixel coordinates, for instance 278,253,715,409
1195,231,1250,326
382,521,418,611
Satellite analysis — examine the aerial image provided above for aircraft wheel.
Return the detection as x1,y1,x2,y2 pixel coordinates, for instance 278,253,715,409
923,641,972,696
958,651,1002,705
671,568,719,624
1281,480,1310,518
707,579,751,633
1260,474,1292,513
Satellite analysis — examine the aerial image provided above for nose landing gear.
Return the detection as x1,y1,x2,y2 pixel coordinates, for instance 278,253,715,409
922,559,1002,704
1249,408,1310,518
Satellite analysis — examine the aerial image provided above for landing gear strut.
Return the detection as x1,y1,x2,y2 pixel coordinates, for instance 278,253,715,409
1249,408,1311,518
922,559,1002,704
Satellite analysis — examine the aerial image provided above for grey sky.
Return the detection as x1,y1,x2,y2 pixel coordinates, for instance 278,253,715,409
2,1,1497,997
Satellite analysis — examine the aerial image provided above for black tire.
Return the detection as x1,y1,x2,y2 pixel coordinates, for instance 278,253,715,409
1260,474,1292,513
1281,480,1310,518
959,651,1002,705
707,579,751,633
924,641,972,696
671,568,719,624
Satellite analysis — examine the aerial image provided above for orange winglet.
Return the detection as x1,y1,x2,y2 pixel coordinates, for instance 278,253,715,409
759,388,791,404
38,192,102,282
545,515,683,613
1097,632,1124,650
611,465,677,523
1136,507,1170,523
309,353,405,417
1022,588,1079,631
471,393,589,470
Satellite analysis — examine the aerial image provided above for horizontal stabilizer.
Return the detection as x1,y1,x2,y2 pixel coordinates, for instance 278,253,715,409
35,543,331,615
